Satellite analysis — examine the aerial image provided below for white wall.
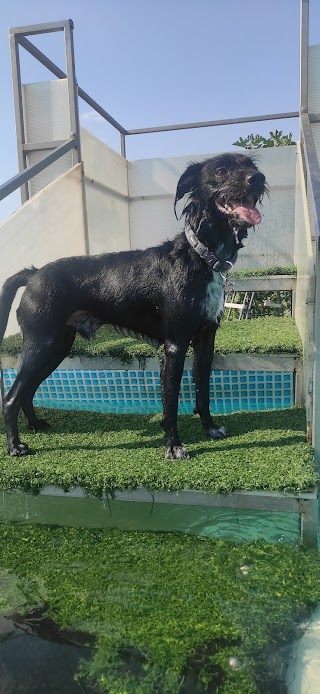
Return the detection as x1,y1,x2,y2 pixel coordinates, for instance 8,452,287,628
128,146,297,269
14,78,297,270
22,80,74,197
0,164,87,335
81,128,130,255
21,81,131,256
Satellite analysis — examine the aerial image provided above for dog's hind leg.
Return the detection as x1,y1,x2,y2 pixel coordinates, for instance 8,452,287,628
22,397,50,431
20,326,76,431
192,325,228,439
160,339,190,460
3,327,76,455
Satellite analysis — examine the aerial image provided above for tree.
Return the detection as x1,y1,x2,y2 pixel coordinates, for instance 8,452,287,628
233,129,296,149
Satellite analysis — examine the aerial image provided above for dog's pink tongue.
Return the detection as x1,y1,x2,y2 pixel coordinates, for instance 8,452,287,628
233,206,261,226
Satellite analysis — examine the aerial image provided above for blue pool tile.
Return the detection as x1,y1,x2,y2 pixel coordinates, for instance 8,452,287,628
4,367,294,415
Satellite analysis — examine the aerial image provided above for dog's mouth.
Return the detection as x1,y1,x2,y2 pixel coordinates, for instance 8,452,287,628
215,194,262,228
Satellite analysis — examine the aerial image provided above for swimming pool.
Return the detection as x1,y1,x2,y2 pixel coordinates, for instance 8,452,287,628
3,367,294,414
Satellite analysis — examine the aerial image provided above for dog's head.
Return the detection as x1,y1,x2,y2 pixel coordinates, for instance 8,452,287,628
174,153,267,249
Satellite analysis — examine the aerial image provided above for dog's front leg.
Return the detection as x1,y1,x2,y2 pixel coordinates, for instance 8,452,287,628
160,340,189,460
192,324,228,440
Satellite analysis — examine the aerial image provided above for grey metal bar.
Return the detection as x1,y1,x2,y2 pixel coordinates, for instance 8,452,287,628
64,21,81,163
18,35,66,77
126,111,299,136
313,249,320,466
300,0,309,112
300,497,318,547
78,89,128,135
9,34,28,203
301,112,320,240
120,133,126,158
10,20,71,36
23,140,67,152
0,138,75,201
18,36,128,135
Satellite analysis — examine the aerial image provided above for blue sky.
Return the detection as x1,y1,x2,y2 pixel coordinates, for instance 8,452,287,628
0,0,319,220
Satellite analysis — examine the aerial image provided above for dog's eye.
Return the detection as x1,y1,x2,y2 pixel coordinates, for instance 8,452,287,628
216,167,227,177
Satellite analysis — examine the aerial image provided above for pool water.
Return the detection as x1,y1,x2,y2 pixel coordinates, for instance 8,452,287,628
0,524,319,694
0,607,98,693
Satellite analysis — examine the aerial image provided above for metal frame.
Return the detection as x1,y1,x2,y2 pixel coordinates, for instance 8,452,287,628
0,138,75,202
294,0,320,546
300,0,309,113
9,20,81,203
299,0,320,476
3,19,301,206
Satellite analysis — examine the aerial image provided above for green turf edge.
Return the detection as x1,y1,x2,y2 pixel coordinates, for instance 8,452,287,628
230,265,296,278
0,407,316,496
0,524,319,693
1,316,302,362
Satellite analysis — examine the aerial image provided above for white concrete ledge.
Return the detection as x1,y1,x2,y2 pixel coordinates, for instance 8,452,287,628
39,483,317,509
2,352,302,373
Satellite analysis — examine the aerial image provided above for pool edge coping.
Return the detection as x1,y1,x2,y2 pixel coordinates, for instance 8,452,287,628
2,353,302,372
2,483,318,547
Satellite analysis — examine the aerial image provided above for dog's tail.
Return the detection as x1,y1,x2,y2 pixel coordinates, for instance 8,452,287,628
0,267,38,346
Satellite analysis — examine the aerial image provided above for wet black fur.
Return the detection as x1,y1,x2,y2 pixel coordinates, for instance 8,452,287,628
0,153,266,459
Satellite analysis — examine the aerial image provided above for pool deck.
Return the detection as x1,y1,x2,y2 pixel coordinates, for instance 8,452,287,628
0,407,317,546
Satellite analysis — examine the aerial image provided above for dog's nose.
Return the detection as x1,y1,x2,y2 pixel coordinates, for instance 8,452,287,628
246,172,266,187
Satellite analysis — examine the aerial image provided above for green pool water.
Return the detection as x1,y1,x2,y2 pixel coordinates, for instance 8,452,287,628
0,523,320,694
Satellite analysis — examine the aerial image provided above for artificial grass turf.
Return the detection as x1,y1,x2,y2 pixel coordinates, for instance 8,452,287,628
1,523,320,693
0,407,316,495
229,264,296,278
1,316,302,362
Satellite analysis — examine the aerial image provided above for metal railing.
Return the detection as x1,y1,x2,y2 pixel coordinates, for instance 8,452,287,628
6,20,81,204
297,0,320,467
0,138,76,202
0,18,300,206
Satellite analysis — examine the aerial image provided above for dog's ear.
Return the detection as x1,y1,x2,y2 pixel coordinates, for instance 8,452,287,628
174,162,203,219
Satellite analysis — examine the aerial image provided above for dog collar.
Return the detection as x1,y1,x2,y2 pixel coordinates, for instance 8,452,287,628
185,225,237,274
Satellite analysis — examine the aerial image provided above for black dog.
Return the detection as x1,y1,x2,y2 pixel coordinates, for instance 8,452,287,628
0,152,266,459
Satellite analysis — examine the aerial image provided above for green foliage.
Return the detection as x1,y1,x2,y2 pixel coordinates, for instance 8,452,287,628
1,524,320,692
0,332,22,357
233,130,296,149
0,407,316,495
1,317,302,360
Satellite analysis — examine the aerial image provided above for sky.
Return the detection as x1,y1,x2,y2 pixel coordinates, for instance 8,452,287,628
0,0,319,220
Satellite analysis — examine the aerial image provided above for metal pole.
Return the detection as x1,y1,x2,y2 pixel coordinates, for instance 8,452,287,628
64,20,81,164
301,114,320,237
0,138,76,201
300,0,309,113
120,133,126,158
9,34,28,203
126,111,299,136
9,20,70,36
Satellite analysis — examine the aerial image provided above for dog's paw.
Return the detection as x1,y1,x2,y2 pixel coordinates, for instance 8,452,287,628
8,442,30,457
207,426,228,440
165,445,190,460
